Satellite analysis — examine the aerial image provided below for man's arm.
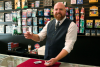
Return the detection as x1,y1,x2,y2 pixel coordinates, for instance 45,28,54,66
55,22,77,61
24,31,40,42
24,21,50,42
55,49,68,61
31,34,40,42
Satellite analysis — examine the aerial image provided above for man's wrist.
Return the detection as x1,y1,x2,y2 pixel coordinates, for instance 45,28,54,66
31,34,33,39
55,57,59,62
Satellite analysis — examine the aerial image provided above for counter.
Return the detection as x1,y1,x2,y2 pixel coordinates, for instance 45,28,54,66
0,54,99,67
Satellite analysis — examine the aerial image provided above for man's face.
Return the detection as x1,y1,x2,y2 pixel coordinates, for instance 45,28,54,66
53,3,66,21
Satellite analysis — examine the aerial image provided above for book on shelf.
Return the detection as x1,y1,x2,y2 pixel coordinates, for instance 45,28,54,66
0,1,4,10
0,25,4,33
0,13,4,22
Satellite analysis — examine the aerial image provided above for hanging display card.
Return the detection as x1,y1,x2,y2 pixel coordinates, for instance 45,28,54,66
77,0,83,4
71,0,76,4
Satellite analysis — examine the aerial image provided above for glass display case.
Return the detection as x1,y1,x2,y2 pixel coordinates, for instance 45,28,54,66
0,54,99,67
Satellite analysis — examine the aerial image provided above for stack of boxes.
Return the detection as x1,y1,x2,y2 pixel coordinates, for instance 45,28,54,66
8,42,19,51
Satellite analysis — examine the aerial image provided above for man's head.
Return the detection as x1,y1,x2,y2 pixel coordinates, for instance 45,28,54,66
53,2,66,21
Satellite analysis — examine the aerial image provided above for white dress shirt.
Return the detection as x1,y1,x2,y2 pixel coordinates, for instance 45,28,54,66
38,16,77,53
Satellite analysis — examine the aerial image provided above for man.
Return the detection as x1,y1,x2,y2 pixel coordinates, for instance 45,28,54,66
24,2,77,66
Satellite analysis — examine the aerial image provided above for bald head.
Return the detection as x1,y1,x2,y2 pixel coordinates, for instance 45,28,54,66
53,2,66,21
54,2,65,9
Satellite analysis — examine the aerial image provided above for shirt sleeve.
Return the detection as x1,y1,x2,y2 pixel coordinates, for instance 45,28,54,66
37,21,50,41
63,22,77,53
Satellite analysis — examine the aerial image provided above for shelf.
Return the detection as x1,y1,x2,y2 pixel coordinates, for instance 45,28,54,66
0,22,17,25
0,34,24,36
77,35,100,37
0,34,12,35
0,8,44,13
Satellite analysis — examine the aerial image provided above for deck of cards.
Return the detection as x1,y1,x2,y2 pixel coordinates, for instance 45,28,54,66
34,61,42,64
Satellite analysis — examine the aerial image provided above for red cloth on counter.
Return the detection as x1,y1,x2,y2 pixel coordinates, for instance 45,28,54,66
17,58,61,67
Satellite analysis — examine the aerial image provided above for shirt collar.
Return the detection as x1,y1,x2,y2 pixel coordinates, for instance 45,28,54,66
56,16,66,25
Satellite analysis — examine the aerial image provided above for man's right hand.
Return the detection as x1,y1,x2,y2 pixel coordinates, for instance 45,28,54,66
24,31,33,39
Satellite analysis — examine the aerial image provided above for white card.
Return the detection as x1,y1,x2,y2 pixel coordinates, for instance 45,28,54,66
71,0,76,4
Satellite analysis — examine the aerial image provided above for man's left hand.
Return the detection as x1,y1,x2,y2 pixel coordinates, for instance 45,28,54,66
44,58,58,66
